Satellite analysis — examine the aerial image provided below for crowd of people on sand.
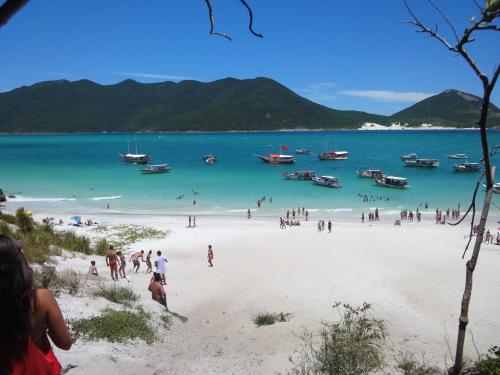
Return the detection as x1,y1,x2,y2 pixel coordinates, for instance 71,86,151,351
435,207,461,224
278,207,309,228
316,219,333,233
361,208,380,223
188,215,197,228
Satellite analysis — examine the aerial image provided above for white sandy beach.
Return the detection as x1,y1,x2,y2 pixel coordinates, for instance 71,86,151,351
13,209,500,374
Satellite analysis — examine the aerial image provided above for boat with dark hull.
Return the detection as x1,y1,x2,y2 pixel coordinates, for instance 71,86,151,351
256,154,296,164
141,164,171,174
404,158,439,168
317,151,349,160
312,175,341,188
357,169,384,178
453,162,480,172
283,170,316,180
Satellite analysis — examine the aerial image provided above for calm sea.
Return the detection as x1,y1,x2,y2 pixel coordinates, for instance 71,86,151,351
1,131,499,218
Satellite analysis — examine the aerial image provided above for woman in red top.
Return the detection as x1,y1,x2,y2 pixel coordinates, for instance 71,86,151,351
0,235,72,375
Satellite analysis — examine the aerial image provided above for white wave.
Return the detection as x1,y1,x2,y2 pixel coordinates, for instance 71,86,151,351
91,195,122,201
381,210,401,215
326,208,353,213
8,195,76,202
225,209,251,213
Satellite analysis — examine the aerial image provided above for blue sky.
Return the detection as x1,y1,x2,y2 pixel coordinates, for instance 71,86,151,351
0,0,498,115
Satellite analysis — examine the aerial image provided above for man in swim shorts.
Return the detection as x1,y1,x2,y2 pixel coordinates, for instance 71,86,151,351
117,251,126,278
129,250,145,273
105,245,118,281
148,272,168,310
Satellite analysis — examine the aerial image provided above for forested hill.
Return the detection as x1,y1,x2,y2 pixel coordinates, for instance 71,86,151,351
0,77,384,132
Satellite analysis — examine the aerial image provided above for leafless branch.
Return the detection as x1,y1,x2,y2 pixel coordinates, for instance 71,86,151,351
0,0,28,28
426,0,460,42
203,0,232,41
472,0,482,12
240,0,264,38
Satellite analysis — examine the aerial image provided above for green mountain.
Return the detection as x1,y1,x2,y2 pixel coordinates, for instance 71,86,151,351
0,79,498,132
0,77,385,132
390,89,500,128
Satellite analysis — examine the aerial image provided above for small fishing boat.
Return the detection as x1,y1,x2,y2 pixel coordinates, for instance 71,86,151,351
203,154,217,162
404,158,439,168
295,149,310,154
375,175,409,189
205,157,216,165
317,151,349,160
312,175,341,188
401,153,418,161
255,153,296,164
357,169,384,178
118,142,150,164
453,162,480,172
447,153,468,159
283,170,316,180
141,164,171,174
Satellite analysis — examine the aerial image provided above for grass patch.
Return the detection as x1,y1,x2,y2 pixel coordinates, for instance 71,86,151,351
395,352,443,375
161,314,173,330
33,268,83,296
463,345,500,374
71,307,156,344
0,210,17,225
92,224,169,249
94,285,139,306
253,311,290,327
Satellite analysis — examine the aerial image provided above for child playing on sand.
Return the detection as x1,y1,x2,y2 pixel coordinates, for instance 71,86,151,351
88,260,98,277
117,251,126,278
207,245,214,267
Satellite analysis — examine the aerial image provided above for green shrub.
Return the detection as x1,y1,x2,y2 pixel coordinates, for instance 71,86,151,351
15,208,34,233
55,231,91,254
0,211,17,225
287,302,386,375
71,307,156,344
23,243,49,264
161,314,172,330
253,312,277,326
395,352,443,375
463,345,500,374
94,238,109,256
93,286,138,306
0,221,13,236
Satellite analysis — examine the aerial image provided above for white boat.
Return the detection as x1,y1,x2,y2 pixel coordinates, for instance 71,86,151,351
494,183,500,194
283,170,315,180
118,142,150,164
453,162,480,172
375,175,409,189
357,169,384,178
404,158,439,168
205,157,215,165
317,151,349,160
203,154,217,162
256,153,296,164
312,175,341,188
141,164,171,174
447,153,468,159
295,149,310,154
401,153,418,161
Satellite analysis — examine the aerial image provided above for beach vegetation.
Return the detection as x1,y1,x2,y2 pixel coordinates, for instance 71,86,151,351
253,311,290,327
94,238,110,256
287,302,386,375
71,307,156,344
33,268,83,296
15,207,34,233
161,314,173,330
92,224,169,249
462,345,500,374
0,210,17,225
394,352,443,375
0,221,13,236
93,285,138,306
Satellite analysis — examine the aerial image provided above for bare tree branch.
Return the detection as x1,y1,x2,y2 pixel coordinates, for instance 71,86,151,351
203,0,232,41
427,0,460,42
0,0,28,28
240,0,264,38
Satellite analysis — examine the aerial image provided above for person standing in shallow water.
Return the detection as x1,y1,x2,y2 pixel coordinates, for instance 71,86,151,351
207,245,214,267
0,235,72,375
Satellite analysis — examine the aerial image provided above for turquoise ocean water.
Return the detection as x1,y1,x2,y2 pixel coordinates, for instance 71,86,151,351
1,131,499,218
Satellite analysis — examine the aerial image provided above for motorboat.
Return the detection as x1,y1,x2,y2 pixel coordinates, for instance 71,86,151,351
447,153,468,159
203,154,217,162
317,151,349,160
357,169,384,178
312,175,341,188
375,175,409,189
401,153,418,161
255,153,296,164
283,170,316,180
140,164,171,174
205,157,216,165
118,142,150,164
453,162,480,172
404,158,439,168
295,149,310,154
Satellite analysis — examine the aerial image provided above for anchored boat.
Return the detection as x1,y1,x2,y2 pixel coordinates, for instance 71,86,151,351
357,169,384,178
401,153,418,161
317,151,349,160
375,175,409,189
295,149,310,154
141,164,171,174
283,170,316,180
118,142,150,164
404,158,439,168
312,175,341,188
447,153,468,159
203,154,217,163
453,162,480,172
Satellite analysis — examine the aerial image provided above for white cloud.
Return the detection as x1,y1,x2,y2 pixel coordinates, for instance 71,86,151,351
113,72,194,81
309,94,337,101
308,82,336,90
340,90,434,102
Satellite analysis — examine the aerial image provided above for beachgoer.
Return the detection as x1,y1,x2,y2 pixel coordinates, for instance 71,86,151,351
193,200,196,205
107,203,110,209
328,220,332,233
188,215,192,227
117,251,126,278
317,220,321,232
0,235,72,374
88,260,98,277
193,216,196,227
247,208,251,219
105,245,118,281
148,272,168,310
270,197,272,203
130,250,145,273
155,250,168,285
361,212,364,223
305,210,309,221
207,244,214,267
146,250,153,273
